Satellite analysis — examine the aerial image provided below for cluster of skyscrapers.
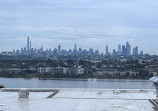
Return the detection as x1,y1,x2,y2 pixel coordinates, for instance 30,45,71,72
106,42,143,56
14,37,32,55
3,37,144,56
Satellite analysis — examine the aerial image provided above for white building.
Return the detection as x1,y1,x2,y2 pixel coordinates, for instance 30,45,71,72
71,66,84,75
77,66,84,75
38,67,53,74
53,67,68,75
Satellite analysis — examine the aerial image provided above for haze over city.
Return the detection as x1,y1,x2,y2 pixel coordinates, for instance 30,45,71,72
0,0,158,54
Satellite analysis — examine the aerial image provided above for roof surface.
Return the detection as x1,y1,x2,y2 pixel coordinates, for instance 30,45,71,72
0,89,157,111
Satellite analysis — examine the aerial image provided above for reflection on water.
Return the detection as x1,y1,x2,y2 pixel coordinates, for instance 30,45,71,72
18,98,29,111
0,77,154,89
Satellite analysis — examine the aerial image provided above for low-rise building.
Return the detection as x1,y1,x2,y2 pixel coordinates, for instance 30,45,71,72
106,69,117,76
150,71,158,76
71,66,84,75
77,66,84,75
129,70,139,76
95,69,107,76
38,67,53,74
119,71,127,76
4,68,26,74
53,67,68,75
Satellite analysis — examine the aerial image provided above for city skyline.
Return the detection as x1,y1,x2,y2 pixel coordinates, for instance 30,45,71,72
0,0,158,54
1,37,145,56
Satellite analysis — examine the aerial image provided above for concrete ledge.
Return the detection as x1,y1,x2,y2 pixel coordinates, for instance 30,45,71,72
0,88,155,93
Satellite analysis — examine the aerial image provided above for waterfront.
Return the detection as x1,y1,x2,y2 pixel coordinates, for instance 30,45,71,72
0,77,154,89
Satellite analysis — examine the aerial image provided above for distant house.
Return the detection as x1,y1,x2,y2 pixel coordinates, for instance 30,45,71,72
106,69,117,76
77,66,84,75
38,67,53,74
119,71,127,76
120,58,127,62
71,66,84,75
147,69,158,76
28,67,37,74
149,71,158,76
95,69,118,76
95,69,106,76
4,68,26,74
129,70,139,76
53,67,68,75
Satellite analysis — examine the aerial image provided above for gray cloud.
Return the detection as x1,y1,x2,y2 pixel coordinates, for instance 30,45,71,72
0,0,158,54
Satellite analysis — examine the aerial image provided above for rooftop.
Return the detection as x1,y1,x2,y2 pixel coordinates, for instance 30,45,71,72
0,88,157,111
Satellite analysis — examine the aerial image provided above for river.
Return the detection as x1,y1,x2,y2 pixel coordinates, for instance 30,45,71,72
0,77,154,89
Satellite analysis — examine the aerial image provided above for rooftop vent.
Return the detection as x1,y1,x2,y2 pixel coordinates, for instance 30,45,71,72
18,89,29,98
113,89,121,95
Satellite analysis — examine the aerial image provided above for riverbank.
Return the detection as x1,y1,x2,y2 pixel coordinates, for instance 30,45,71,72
0,75,150,80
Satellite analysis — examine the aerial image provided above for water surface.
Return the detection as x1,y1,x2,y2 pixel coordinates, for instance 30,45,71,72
0,77,154,89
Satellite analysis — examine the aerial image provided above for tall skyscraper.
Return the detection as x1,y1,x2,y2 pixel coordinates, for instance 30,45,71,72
74,44,77,55
122,45,126,55
30,41,31,50
27,37,30,52
58,45,61,55
105,45,109,55
126,42,131,55
88,48,93,55
118,44,121,55
133,46,138,55
74,44,77,51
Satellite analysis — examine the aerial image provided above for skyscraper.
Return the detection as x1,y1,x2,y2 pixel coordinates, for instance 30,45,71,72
122,45,126,55
74,43,77,55
27,37,30,53
30,41,31,50
118,44,121,55
140,50,143,56
126,42,131,55
133,46,138,55
74,44,77,51
58,45,61,55
105,45,109,55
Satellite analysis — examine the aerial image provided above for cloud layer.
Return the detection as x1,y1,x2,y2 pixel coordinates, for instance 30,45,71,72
0,0,158,54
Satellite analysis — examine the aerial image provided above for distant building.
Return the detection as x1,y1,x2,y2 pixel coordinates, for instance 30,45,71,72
133,46,139,55
71,66,84,75
105,45,109,55
38,67,53,74
140,50,144,56
27,37,30,54
88,48,93,56
94,50,99,56
58,45,61,55
126,42,131,55
118,44,121,55
5,68,26,74
122,45,126,55
112,49,116,56
77,66,84,75
53,67,68,75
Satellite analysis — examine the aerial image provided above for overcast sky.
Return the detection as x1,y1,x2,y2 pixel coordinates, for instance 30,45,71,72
0,0,158,54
